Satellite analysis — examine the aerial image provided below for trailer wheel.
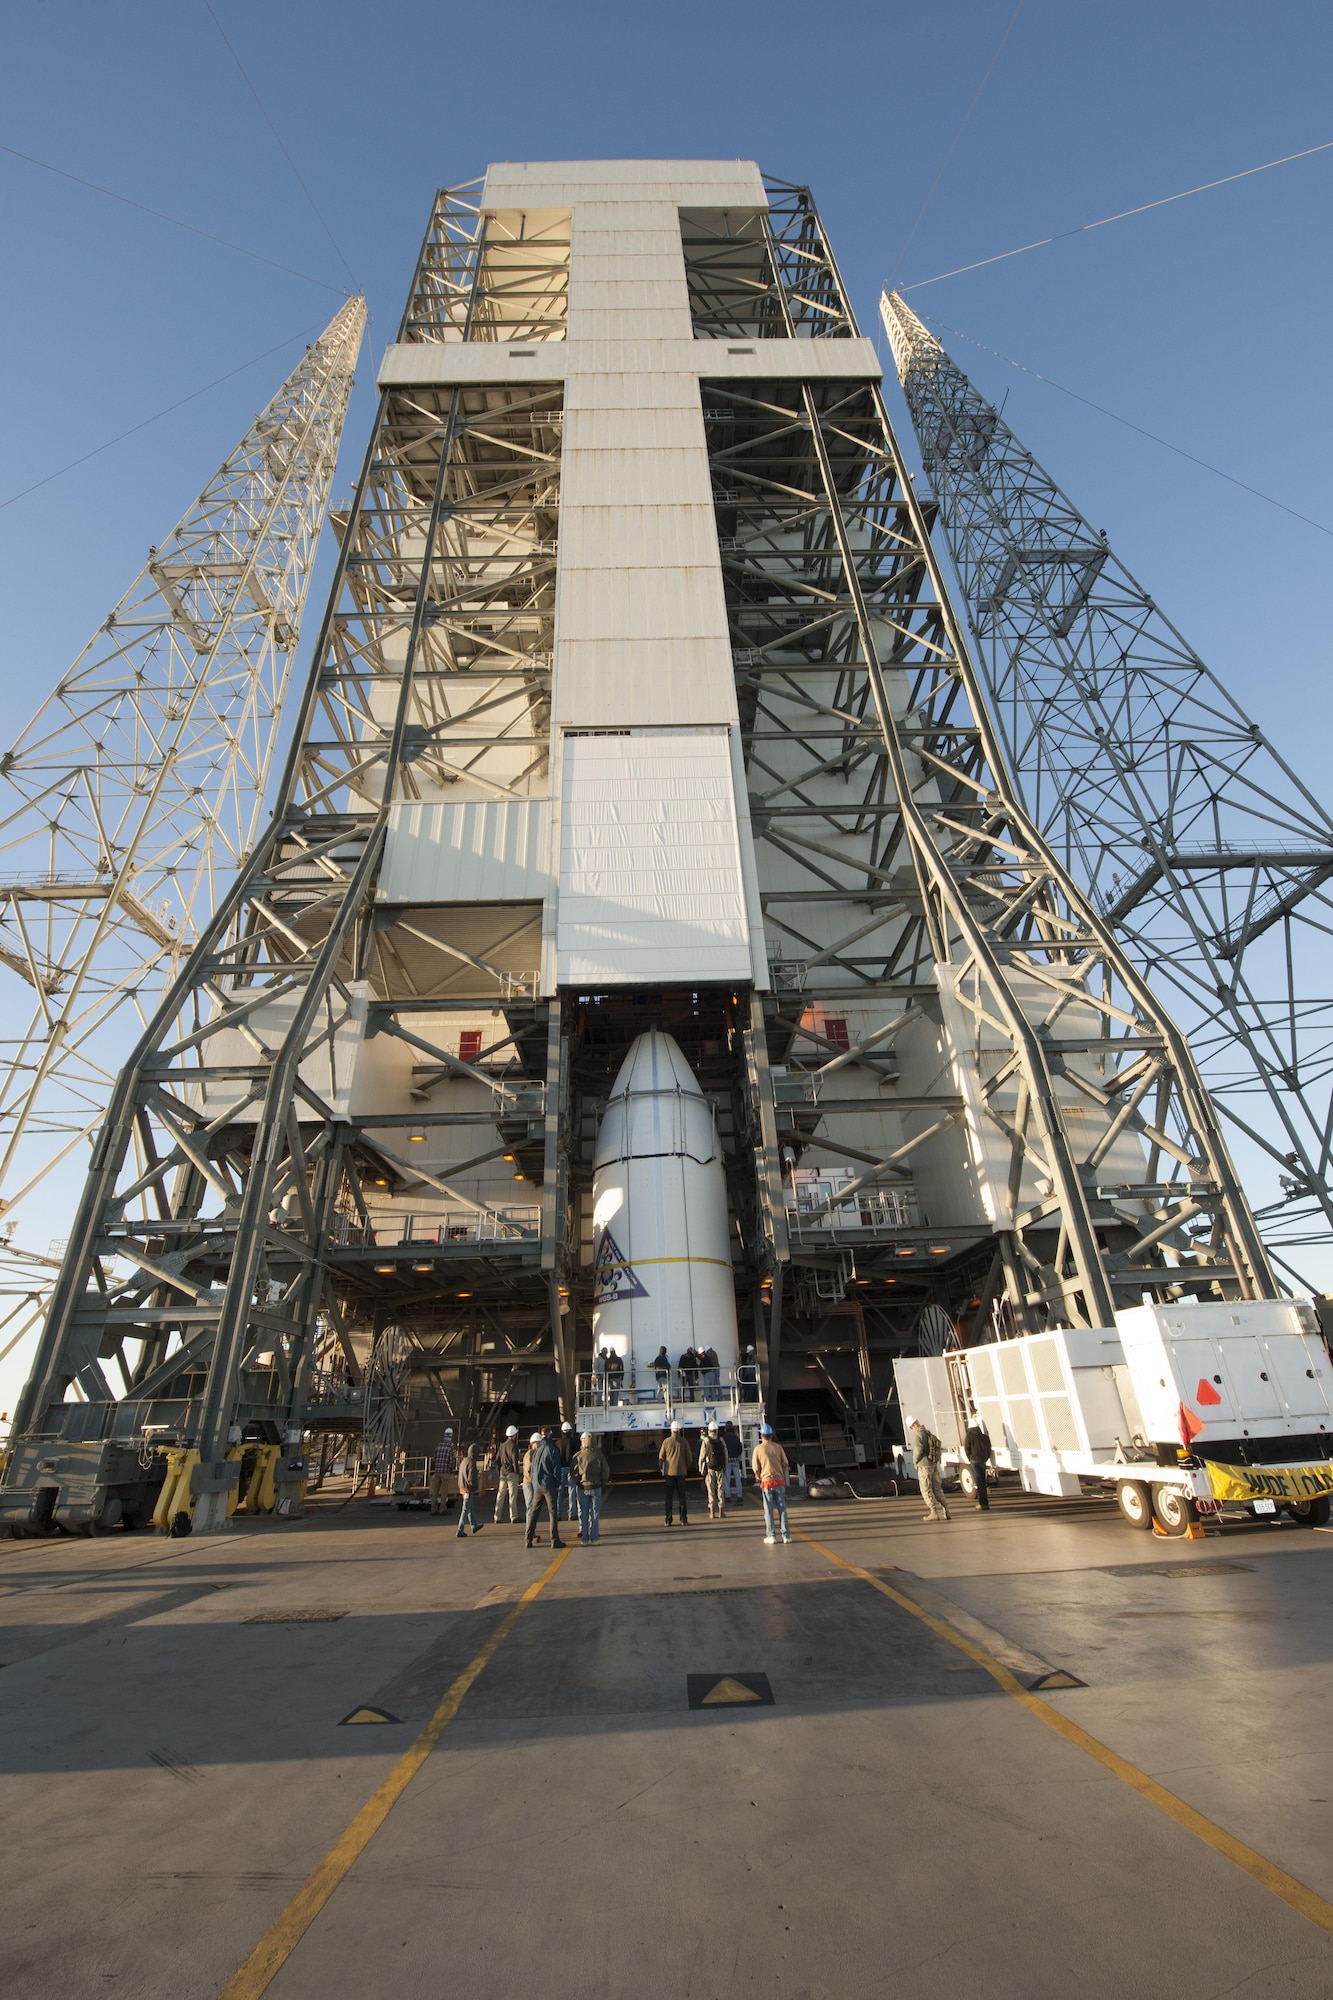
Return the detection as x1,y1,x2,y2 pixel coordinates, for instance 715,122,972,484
1152,1486,1193,1536
1117,1480,1153,1530
958,1464,977,1499
1284,1496,1331,1527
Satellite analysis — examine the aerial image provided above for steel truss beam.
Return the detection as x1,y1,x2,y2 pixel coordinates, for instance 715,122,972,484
881,293,1333,1270
402,181,569,345
6,190,573,1523
0,300,364,1356
682,178,857,341
711,182,1274,1345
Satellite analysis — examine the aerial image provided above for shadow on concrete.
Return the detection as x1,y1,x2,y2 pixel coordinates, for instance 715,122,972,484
0,1571,998,1777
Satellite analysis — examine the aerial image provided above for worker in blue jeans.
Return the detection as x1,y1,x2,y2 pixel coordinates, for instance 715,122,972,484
722,1420,745,1501
557,1421,578,1519
750,1424,791,1544
573,1431,611,1543
456,1443,483,1538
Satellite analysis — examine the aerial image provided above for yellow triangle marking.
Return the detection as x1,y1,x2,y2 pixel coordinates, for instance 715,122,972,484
700,1677,763,1706
340,1706,399,1725
1033,1672,1081,1690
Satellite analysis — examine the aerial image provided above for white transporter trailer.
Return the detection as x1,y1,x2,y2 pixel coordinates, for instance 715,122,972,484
894,1300,1333,1535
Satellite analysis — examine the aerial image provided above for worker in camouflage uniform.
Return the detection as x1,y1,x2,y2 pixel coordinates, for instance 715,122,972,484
908,1416,949,1522
697,1422,728,1518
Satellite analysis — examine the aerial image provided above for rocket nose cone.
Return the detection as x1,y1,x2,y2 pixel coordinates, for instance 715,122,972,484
594,1030,715,1171
608,1029,703,1101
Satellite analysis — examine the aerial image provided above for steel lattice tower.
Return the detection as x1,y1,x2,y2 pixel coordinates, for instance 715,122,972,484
881,291,1333,1275
0,168,1281,1536
0,296,364,1365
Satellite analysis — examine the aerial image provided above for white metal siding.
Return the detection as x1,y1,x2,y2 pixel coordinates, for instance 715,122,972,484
379,800,550,904
556,730,750,984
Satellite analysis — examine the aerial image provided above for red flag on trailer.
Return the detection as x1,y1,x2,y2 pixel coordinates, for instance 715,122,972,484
1178,1401,1205,1450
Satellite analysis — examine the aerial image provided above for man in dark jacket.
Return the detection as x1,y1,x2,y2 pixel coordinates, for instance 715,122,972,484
964,1415,993,1512
557,1420,578,1520
493,1425,523,1524
525,1428,565,1548
722,1420,745,1503
573,1431,611,1544
652,1345,671,1393
658,1421,692,1526
738,1346,760,1402
678,1348,698,1398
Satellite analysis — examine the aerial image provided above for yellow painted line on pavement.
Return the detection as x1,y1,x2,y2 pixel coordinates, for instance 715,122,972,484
796,1528,1333,1940
218,1544,572,1999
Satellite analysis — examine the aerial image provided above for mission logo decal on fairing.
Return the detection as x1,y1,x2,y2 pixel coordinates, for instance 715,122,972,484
591,1226,648,1304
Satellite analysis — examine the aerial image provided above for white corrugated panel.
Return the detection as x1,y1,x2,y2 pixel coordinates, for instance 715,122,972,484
483,164,766,205
557,730,750,983
379,799,550,904
558,566,725,641
553,638,737,728
559,503,718,569
557,446,708,506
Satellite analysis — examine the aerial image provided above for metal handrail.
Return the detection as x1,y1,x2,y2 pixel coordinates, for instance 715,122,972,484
575,1362,760,1412
331,1204,541,1247
784,1186,918,1239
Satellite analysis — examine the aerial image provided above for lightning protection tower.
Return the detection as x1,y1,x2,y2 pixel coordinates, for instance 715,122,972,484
881,292,1333,1275
0,296,365,1370
1,166,1279,1536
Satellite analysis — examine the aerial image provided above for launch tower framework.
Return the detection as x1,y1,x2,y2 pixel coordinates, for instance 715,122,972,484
881,292,1333,1279
0,299,364,1371
1,164,1281,1529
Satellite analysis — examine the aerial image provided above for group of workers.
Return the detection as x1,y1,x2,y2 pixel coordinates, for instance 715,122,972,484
429,1421,614,1545
657,1418,792,1543
427,1409,997,1546
589,1343,763,1403
425,1414,794,1546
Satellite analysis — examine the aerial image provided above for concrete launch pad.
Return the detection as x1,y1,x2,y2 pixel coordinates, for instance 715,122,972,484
4,1493,1333,1997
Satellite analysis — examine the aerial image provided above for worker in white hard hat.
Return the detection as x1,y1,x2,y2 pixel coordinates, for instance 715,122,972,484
428,1426,457,1516
521,1432,541,1518
492,1423,524,1526
573,1429,611,1545
658,1418,692,1527
964,1411,994,1513
739,1344,760,1403
557,1419,578,1521
698,1420,728,1519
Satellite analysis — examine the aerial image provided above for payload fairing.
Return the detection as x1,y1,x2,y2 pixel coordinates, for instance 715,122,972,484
591,1031,739,1383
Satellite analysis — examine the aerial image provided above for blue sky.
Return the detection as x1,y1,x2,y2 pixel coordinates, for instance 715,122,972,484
0,0,1329,1400
3,0,1329,701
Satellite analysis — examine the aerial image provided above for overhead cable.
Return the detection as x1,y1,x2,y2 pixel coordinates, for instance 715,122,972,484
0,320,331,512
918,311,1333,540
202,0,362,293
889,0,1026,290
0,141,348,294
900,137,1333,291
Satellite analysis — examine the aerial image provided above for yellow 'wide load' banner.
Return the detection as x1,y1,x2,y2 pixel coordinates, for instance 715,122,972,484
1203,1460,1333,1503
